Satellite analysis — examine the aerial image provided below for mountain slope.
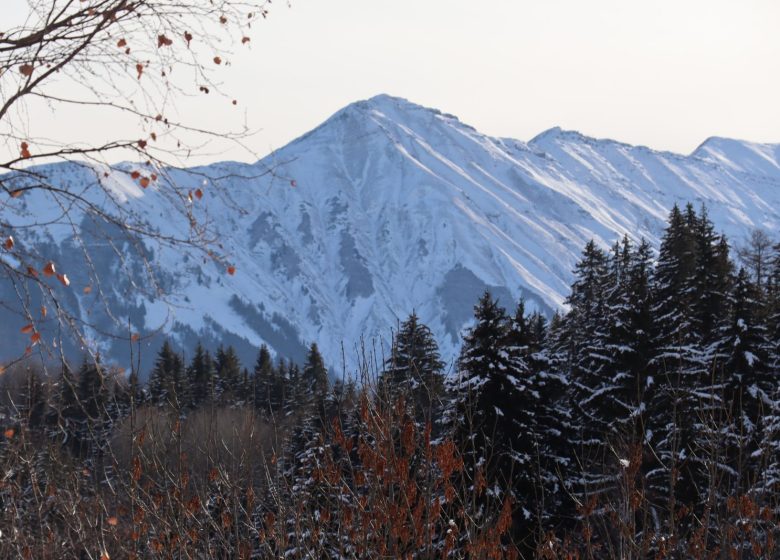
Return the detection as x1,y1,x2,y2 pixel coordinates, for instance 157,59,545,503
2,94,779,374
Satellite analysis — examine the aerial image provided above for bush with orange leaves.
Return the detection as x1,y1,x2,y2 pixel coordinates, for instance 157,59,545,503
0,369,519,559
269,388,520,559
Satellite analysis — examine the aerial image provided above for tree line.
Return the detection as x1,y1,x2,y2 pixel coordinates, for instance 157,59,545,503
1,202,780,558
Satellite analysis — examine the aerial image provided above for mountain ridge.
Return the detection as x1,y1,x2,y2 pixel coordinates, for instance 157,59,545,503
2,94,779,376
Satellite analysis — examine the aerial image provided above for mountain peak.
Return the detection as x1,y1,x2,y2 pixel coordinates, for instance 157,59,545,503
692,136,780,173
529,126,567,145
693,135,760,155
347,93,457,123
10,96,780,375
288,94,476,154
363,93,417,108
528,126,639,151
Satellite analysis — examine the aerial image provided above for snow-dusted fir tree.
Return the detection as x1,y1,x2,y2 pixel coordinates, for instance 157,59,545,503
768,242,780,374
214,345,242,405
760,243,780,497
562,240,618,501
148,340,187,409
300,343,329,414
504,298,569,547
645,204,709,541
530,310,572,533
617,237,655,434
73,356,119,468
186,342,215,408
280,360,302,418
573,237,655,520
252,344,282,418
282,344,347,558
443,291,540,552
719,269,774,494
284,344,331,488
692,207,733,353
381,311,445,424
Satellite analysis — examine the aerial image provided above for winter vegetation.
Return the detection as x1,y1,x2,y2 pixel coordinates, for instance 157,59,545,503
2,204,780,558
3,3,780,560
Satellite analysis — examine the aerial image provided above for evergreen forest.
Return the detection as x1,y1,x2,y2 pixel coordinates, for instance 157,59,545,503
2,203,780,559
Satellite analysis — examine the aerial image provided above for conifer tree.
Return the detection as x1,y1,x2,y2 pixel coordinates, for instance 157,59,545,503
530,310,572,535
768,242,780,371
238,367,251,407
283,361,302,418
48,357,105,459
301,342,329,413
597,236,655,443
623,237,655,424
693,207,733,353
759,241,780,500
381,311,445,423
148,341,186,409
645,204,710,544
252,345,271,407
214,345,242,405
282,346,333,553
443,291,538,552
504,298,566,544
562,240,620,504
253,344,284,417
187,342,215,408
287,345,330,476
719,269,774,496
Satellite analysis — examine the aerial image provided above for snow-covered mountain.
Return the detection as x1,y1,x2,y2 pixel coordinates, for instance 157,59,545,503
3,94,779,375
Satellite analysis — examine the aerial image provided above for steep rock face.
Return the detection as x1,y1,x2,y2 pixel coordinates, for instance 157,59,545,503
2,94,779,375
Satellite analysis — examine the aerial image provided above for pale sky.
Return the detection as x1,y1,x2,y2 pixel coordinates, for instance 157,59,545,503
5,0,780,163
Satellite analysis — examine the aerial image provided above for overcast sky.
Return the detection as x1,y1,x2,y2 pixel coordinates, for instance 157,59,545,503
6,0,780,162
